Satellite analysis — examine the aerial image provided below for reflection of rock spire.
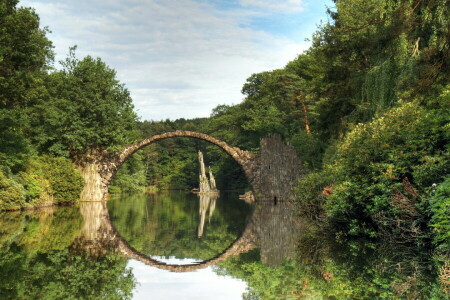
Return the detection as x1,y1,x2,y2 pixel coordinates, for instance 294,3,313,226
198,194,210,238
197,193,218,238
208,194,216,222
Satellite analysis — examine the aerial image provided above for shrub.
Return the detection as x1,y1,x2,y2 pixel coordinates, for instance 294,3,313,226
0,156,83,210
428,176,450,252
27,157,84,204
16,172,42,202
42,157,84,203
296,170,334,220
109,153,146,194
0,169,25,210
297,91,449,239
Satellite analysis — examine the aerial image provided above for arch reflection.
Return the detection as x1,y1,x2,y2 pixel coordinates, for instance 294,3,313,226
76,194,301,272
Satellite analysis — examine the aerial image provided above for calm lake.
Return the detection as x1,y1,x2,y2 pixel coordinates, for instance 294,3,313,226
0,191,447,299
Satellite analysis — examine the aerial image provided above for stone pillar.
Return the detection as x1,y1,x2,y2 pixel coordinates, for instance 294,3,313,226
198,151,211,193
208,167,217,190
77,162,108,201
258,134,305,204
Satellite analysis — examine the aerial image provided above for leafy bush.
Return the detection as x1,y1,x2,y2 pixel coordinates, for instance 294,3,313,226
0,156,83,210
428,177,450,252
42,158,84,203
296,170,332,220
297,92,449,239
16,172,42,202
0,169,25,210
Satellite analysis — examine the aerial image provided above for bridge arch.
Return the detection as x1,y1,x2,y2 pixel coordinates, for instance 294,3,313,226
115,219,255,272
104,130,259,190
77,201,256,273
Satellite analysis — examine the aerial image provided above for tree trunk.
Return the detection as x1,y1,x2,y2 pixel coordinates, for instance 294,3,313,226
301,101,311,134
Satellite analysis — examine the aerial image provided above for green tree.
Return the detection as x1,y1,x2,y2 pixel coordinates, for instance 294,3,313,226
31,48,138,160
0,0,53,171
0,0,53,109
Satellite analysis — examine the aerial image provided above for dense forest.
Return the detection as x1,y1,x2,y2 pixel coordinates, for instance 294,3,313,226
0,0,449,259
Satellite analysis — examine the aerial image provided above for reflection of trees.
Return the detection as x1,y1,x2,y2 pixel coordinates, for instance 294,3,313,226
109,191,251,261
0,248,135,300
107,192,302,271
0,207,82,251
216,210,448,299
76,192,253,272
0,206,136,300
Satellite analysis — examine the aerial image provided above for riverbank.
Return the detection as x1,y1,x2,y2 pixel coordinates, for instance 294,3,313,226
0,156,83,211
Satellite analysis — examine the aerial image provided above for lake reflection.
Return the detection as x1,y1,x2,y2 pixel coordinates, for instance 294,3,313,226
107,191,252,267
0,191,448,299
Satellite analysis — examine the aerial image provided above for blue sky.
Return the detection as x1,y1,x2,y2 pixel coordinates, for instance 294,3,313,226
21,0,333,121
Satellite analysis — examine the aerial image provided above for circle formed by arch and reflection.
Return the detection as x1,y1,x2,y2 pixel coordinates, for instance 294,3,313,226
78,201,256,273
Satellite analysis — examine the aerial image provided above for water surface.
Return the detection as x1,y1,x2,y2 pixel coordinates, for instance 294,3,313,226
0,191,448,299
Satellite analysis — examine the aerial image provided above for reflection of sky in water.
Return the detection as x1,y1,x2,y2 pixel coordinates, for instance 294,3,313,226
148,256,202,265
129,257,247,300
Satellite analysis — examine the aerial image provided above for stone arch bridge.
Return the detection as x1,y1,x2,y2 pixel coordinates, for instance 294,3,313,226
79,130,304,203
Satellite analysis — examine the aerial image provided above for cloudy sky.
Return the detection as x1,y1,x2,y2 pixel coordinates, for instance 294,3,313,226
21,0,332,121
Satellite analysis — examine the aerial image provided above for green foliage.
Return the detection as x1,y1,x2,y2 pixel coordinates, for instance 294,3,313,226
109,152,146,193
0,156,83,210
9,207,82,252
428,176,450,251
0,0,53,172
298,97,449,238
0,0,53,109
0,110,30,172
0,206,135,300
0,248,135,300
25,156,84,204
30,48,138,159
299,0,450,143
14,251,135,300
16,171,41,201
0,206,82,251
210,68,314,153
296,169,332,220
290,131,325,170
0,168,25,210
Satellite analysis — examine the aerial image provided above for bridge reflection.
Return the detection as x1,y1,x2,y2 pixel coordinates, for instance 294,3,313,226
74,196,302,272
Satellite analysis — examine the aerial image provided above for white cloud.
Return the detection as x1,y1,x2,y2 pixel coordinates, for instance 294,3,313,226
20,0,311,120
239,0,304,13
